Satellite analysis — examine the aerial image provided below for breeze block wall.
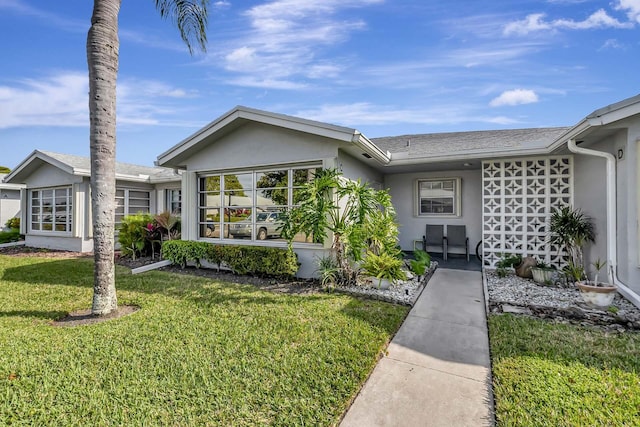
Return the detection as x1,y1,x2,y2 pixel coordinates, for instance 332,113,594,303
482,156,573,267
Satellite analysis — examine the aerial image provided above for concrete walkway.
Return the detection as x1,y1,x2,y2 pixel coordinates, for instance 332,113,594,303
341,268,494,427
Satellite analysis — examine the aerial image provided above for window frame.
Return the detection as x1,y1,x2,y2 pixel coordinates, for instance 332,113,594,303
29,186,73,235
416,177,462,217
166,188,182,214
115,188,151,231
197,164,321,244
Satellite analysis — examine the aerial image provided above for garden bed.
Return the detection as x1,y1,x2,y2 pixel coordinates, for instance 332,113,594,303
486,270,640,331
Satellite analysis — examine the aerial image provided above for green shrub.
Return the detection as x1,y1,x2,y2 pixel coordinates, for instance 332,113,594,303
161,241,299,278
5,217,20,229
409,250,431,276
118,213,156,260
0,229,21,244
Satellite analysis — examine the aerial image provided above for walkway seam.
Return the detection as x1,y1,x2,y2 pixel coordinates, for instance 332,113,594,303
383,356,489,384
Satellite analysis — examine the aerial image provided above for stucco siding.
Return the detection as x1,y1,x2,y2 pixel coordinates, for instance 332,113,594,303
338,150,384,188
182,122,340,172
0,189,21,228
573,140,610,269
25,235,92,252
384,169,482,255
24,163,83,188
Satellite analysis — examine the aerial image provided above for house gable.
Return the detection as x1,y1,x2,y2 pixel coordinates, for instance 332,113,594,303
177,121,345,172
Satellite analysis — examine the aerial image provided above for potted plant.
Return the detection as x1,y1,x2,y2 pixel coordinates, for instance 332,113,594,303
531,260,556,285
495,253,522,278
576,259,617,308
361,251,407,290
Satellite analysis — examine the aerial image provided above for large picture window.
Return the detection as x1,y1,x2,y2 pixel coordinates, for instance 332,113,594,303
198,166,320,242
30,187,72,233
417,178,461,216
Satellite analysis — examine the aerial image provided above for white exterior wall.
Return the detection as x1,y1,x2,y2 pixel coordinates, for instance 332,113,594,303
338,150,384,188
384,169,482,254
183,123,340,172
0,188,21,228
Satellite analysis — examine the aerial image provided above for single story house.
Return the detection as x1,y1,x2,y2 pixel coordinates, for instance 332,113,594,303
156,94,640,304
0,173,24,229
3,150,181,252
4,94,640,305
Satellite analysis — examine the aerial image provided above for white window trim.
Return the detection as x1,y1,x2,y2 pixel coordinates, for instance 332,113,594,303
415,177,462,218
197,163,322,245
29,186,73,236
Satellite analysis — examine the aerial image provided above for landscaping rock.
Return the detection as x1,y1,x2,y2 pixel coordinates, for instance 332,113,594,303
486,270,640,331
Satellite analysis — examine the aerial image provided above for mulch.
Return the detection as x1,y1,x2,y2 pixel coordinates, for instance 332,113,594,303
51,305,140,327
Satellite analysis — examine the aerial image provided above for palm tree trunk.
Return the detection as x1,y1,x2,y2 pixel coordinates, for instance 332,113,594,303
87,0,121,315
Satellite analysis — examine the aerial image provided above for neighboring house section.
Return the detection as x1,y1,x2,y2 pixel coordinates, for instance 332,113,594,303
0,173,24,228
158,95,640,303
3,151,180,252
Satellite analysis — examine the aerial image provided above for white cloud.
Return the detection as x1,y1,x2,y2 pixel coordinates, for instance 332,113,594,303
504,14,552,36
504,9,633,36
490,89,539,107
0,71,198,129
554,9,633,29
296,103,520,127
615,0,640,23
599,38,625,50
218,0,381,89
213,1,231,8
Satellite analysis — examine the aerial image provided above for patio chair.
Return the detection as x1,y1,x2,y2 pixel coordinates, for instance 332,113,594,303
445,225,469,262
422,224,445,255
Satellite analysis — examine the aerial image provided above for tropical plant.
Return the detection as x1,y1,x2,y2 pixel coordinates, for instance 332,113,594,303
280,169,399,284
409,250,431,277
361,251,407,288
495,253,522,278
154,211,181,241
590,258,607,285
118,213,156,260
549,206,595,270
563,261,586,284
316,256,341,290
5,217,19,229
87,0,209,315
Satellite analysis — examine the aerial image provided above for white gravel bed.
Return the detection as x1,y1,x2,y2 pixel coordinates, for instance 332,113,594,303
335,262,438,306
486,270,640,329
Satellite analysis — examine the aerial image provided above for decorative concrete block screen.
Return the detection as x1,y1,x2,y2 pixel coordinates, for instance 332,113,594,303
482,156,573,267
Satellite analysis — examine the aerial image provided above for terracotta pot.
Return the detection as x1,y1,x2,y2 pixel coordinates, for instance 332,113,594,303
576,281,617,307
515,257,536,278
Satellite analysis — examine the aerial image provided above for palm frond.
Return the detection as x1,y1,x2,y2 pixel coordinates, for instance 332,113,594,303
155,0,209,54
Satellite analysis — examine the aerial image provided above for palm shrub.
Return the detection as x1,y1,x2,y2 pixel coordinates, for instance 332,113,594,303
361,251,407,287
280,169,400,285
549,206,595,269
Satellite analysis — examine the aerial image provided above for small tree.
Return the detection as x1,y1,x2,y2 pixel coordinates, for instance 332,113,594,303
280,169,400,284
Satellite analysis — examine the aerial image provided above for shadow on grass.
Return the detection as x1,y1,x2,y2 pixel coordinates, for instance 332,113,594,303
1,258,406,332
0,310,67,320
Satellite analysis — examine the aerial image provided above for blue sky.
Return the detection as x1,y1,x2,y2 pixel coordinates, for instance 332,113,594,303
1,0,639,169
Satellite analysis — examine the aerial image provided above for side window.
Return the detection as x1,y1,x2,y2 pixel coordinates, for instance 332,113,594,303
417,178,461,217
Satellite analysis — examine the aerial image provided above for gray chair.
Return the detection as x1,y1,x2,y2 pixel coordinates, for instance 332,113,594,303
422,224,445,255
445,225,469,261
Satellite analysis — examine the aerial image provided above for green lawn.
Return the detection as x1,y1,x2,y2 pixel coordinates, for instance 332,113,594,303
489,314,640,426
0,254,409,426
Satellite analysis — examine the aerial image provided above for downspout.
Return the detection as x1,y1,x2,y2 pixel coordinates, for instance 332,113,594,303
567,139,640,307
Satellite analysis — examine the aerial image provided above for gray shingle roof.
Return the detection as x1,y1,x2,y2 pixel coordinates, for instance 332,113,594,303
372,127,571,158
39,151,179,182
